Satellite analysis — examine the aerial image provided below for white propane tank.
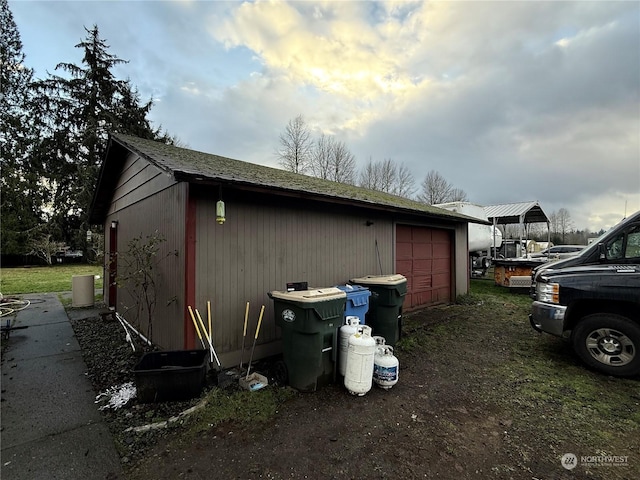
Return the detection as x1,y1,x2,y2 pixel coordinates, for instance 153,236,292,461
373,345,399,389
344,325,376,396
339,316,361,376
373,335,386,347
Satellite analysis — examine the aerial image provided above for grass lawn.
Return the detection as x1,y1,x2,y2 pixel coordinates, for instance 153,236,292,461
0,264,104,295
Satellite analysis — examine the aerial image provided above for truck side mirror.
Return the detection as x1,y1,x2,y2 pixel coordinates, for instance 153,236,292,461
598,242,606,260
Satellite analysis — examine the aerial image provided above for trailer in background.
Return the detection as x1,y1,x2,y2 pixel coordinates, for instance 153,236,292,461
435,202,503,277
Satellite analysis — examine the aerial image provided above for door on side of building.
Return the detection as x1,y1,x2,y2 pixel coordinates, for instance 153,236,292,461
396,225,452,310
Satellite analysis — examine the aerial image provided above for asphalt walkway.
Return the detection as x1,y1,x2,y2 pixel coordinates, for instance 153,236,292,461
1,293,123,480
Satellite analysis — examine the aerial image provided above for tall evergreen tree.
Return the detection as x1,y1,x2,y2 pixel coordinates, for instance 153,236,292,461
32,25,161,249
0,0,45,257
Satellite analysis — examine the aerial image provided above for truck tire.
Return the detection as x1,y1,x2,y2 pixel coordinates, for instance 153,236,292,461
571,314,640,377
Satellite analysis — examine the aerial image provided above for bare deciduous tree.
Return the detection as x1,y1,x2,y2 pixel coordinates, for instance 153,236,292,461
549,211,559,237
448,187,469,203
417,170,468,205
378,159,396,193
275,116,412,195
550,208,574,243
310,133,357,183
359,157,381,190
310,133,332,180
393,163,415,198
358,158,415,197
330,138,356,184
276,114,313,174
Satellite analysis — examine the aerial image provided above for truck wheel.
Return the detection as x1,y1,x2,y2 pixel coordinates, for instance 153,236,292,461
571,314,640,377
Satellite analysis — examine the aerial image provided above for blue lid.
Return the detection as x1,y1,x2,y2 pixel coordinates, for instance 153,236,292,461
336,284,370,294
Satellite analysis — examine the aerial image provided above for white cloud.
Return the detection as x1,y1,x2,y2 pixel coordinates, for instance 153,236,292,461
211,1,424,108
12,0,640,232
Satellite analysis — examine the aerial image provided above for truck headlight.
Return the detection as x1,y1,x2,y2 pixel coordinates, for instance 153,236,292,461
536,282,559,304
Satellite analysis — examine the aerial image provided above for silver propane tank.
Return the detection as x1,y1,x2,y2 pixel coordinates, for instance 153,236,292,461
373,345,399,389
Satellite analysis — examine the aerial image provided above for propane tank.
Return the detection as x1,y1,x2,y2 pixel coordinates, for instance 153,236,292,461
373,336,386,348
373,345,399,389
344,325,376,396
339,316,361,376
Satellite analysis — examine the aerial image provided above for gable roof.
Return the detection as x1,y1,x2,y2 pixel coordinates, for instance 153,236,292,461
484,201,550,225
90,133,477,225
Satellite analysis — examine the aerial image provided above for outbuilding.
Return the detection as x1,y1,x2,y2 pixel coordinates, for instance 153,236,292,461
90,134,475,365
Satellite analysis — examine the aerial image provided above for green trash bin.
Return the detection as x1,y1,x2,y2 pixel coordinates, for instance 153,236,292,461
268,287,346,392
349,274,407,346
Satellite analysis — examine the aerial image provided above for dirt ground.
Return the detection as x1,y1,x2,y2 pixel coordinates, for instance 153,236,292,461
70,288,639,480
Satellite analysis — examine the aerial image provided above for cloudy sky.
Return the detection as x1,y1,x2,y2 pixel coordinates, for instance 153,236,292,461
11,0,640,232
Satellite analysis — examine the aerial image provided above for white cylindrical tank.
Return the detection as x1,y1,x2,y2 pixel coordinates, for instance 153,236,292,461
490,225,503,249
435,201,503,252
373,345,399,389
468,223,503,252
339,316,361,376
373,336,386,347
344,325,376,396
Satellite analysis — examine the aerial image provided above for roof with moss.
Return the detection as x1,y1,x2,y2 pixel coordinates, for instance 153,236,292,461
92,133,477,224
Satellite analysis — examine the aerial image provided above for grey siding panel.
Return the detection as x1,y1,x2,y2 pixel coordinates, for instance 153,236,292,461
106,183,187,350
107,153,176,216
195,198,393,360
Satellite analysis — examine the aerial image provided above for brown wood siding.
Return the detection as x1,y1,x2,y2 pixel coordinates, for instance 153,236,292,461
106,183,187,350
184,190,197,349
194,196,394,362
107,152,176,215
396,224,452,309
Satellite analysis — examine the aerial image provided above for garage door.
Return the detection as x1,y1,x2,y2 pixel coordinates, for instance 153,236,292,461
396,225,452,310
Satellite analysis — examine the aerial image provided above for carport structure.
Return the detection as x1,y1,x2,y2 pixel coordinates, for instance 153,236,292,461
484,201,550,258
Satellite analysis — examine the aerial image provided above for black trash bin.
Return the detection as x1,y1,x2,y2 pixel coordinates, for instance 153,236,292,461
349,274,407,346
133,350,209,403
268,287,346,392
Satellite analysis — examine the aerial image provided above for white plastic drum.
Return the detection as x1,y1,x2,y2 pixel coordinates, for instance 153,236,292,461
72,274,95,307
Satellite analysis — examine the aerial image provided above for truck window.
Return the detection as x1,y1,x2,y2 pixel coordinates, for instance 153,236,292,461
606,236,624,259
625,225,640,259
606,224,640,260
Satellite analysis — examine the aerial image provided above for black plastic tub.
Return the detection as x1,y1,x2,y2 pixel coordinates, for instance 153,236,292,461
133,350,208,403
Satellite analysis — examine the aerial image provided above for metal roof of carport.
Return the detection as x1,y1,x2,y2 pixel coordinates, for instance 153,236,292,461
484,201,550,225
